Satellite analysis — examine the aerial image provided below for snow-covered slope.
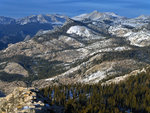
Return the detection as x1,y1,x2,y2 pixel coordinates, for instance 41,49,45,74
108,25,132,37
67,25,93,37
128,30,150,47
109,25,150,47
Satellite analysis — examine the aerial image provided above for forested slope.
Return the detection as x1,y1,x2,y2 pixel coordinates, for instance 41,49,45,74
41,67,150,113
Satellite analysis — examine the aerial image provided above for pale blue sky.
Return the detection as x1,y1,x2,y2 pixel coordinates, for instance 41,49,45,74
0,0,150,18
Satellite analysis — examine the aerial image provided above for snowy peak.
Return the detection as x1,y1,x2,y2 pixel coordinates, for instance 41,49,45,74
86,10,105,20
0,16,15,24
73,10,124,21
136,15,150,20
0,14,68,25
16,14,68,25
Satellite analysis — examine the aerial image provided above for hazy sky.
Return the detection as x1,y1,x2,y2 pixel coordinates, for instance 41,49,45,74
0,0,150,18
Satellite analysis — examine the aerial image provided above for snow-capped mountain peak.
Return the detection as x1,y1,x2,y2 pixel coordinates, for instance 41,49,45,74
0,16,15,24
16,14,68,25
136,15,150,20
73,10,124,21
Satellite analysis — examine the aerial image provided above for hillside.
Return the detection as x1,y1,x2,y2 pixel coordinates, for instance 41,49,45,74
1,66,150,113
40,66,150,113
0,87,58,113
0,11,150,95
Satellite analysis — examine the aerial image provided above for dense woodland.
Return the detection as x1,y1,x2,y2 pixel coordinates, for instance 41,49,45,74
41,67,150,113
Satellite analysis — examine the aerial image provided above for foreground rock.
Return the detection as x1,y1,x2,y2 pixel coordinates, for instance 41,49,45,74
0,87,52,113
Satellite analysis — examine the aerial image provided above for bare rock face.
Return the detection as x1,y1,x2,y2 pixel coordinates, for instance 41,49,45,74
0,87,52,113
4,62,29,77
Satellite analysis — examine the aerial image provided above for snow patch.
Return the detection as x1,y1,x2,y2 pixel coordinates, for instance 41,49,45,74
67,26,92,37
81,71,106,83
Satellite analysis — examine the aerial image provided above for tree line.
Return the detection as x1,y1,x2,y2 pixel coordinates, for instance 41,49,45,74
40,67,150,113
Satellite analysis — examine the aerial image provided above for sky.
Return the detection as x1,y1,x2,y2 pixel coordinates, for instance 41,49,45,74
0,0,150,18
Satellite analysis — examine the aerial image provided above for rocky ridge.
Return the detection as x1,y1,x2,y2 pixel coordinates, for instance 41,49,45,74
102,68,147,85
0,14,67,25
0,87,54,113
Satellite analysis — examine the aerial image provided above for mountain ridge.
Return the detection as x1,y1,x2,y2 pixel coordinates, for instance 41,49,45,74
0,14,68,25
0,14,68,50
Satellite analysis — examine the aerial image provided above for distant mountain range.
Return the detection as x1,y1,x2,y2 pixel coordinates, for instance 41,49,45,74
0,11,150,50
0,14,68,50
0,14,68,25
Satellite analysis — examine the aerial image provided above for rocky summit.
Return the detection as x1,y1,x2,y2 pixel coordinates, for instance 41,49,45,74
0,87,60,113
